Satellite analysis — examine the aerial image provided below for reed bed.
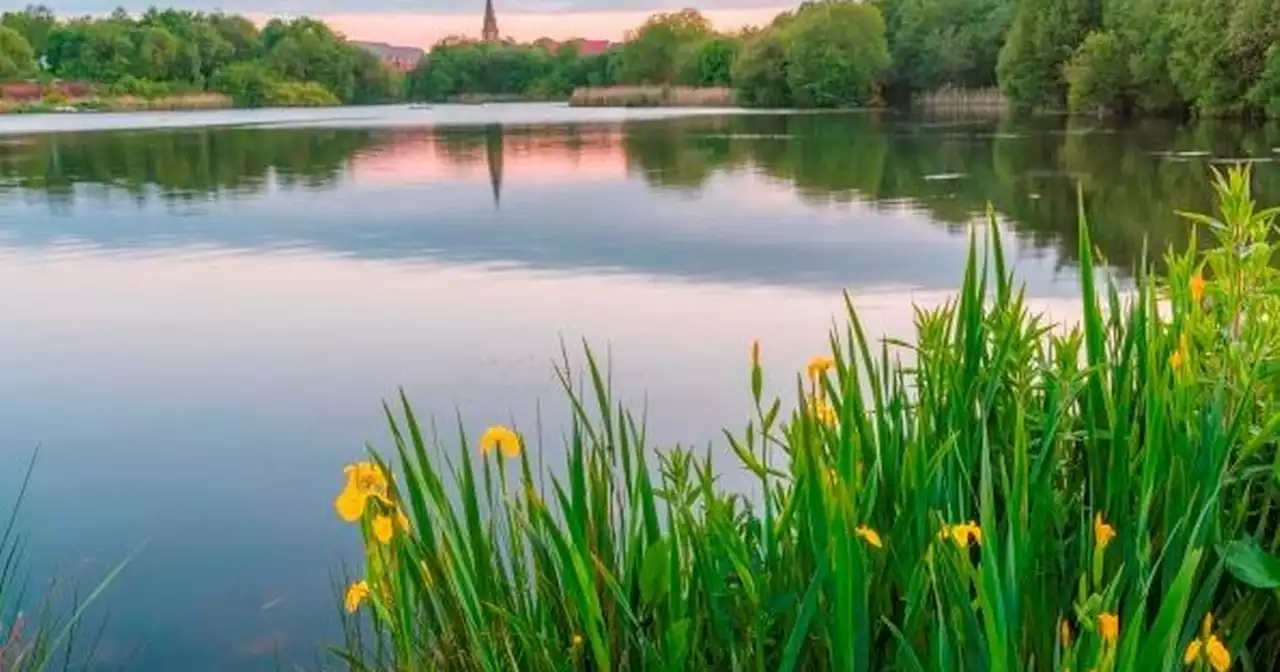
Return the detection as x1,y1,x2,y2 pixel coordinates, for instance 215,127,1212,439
914,87,1009,115
332,167,1280,671
569,86,735,108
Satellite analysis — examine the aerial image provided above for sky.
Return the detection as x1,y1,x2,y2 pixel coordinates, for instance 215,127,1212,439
49,1,793,46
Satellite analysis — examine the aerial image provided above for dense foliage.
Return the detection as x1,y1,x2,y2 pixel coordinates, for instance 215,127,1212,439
3,0,1277,115
333,167,1280,669
405,3,890,108
992,0,1280,116
0,5,400,107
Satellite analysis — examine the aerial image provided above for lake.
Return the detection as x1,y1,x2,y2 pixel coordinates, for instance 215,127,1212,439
0,103,1275,669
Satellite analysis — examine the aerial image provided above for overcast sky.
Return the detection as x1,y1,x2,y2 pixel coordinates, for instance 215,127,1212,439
45,1,789,45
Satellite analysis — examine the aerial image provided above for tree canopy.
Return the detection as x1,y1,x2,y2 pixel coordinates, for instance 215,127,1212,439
2,2,1277,118
2,9,401,107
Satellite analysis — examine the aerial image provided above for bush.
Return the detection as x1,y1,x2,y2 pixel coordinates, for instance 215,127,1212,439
263,80,338,107
732,32,792,107
0,24,36,81
1065,30,1129,114
782,2,890,107
677,35,740,87
1245,44,1280,118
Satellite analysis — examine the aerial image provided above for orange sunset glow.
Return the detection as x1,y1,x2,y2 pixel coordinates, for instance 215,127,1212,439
249,7,790,49
348,128,629,184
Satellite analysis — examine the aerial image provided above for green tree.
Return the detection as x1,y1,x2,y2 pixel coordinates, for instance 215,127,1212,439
877,0,1014,93
618,10,711,84
0,24,36,81
1246,44,1280,117
1166,0,1237,114
783,2,890,108
210,60,276,106
131,25,184,82
998,0,1100,110
45,17,136,83
1,5,54,57
732,32,792,107
678,35,740,86
1065,30,1128,113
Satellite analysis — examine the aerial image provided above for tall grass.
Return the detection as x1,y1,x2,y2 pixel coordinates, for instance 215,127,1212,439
1,450,130,671
568,86,735,108
332,166,1280,670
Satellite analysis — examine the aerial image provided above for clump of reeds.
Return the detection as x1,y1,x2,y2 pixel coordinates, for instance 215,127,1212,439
98,93,234,111
914,86,1008,115
332,166,1280,670
569,86,735,108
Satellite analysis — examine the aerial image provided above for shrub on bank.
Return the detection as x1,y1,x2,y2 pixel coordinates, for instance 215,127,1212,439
333,167,1280,669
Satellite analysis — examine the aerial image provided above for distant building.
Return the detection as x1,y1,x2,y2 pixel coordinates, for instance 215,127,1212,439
352,41,425,71
482,0,501,42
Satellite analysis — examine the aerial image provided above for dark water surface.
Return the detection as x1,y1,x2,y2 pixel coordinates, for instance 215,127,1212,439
0,104,1276,669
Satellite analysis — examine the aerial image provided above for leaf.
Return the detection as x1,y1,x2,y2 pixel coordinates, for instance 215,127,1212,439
1223,538,1280,589
666,618,692,663
640,539,671,605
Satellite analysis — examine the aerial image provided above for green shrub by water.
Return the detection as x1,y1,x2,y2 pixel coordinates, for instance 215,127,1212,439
332,167,1280,670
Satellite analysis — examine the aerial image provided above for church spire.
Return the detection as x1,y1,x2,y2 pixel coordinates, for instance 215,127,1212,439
482,0,500,42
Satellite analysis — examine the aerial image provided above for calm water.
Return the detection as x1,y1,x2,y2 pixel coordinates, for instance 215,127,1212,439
0,104,1276,669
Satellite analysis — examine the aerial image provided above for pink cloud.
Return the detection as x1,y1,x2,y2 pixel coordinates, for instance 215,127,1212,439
250,8,789,48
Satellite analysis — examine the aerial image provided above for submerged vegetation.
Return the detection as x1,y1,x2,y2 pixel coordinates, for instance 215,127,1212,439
330,166,1280,669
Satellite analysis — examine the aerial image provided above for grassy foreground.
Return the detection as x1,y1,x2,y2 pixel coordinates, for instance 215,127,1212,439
332,167,1280,671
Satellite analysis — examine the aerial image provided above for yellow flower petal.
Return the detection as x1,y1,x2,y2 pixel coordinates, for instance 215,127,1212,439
1190,271,1205,303
373,514,394,544
1099,612,1119,643
806,355,835,381
479,425,521,458
1094,513,1116,550
1060,619,1073,648
855,525,882,548
335,486,366,522
1184,639,1203,665
1206,636,1230,671
344,580,370,613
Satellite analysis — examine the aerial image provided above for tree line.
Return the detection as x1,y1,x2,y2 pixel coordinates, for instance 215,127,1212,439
3,1,1278,117
406,5,890,109
0,6,401,106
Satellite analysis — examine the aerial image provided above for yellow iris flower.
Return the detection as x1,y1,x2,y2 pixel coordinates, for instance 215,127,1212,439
344,580,370,613
1099,612,1119,643
335,462,390,522
807,355,835,382
1094,513,1116,550
479,425,522,458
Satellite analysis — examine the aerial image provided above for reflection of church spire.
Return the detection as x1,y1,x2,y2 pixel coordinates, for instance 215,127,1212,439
485,125,504,208
482,0,500,42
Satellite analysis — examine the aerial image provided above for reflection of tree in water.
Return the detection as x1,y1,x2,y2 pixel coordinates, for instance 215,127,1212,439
1,116,1277,276
0,128,379,203
621,113,1280,275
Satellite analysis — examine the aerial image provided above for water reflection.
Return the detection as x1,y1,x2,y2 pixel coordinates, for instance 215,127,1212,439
0,114,1277,279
